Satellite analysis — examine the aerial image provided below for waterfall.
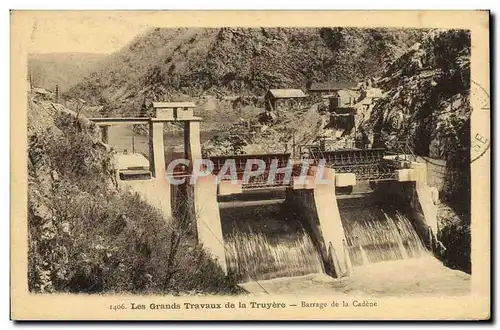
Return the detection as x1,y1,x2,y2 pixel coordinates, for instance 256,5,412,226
339,198,428,267
220,202,324,283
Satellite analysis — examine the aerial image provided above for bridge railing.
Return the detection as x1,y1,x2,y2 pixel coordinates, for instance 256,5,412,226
209,153,294,189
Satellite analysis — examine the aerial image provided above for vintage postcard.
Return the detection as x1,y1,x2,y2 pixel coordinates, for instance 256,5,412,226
10,10,490,320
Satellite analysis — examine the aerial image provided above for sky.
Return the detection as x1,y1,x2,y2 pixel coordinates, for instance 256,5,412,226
25,12,152,54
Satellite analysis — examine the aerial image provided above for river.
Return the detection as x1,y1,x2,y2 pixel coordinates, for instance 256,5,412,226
240,256,470,296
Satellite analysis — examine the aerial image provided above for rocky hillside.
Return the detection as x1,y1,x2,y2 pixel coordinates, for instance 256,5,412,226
359,29,472,273
28,52,108,93
203,102,331,156
65,27,424,117
27,90,237,293
362,29,471,209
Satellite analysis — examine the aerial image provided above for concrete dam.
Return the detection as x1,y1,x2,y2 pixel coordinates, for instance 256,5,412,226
91,102,443,287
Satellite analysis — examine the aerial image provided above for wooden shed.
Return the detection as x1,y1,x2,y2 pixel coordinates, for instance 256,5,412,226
264,89,306,113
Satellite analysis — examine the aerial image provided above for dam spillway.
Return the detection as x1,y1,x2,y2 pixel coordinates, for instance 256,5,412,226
338,196,428,267
219,192,324,283
218,185,429,284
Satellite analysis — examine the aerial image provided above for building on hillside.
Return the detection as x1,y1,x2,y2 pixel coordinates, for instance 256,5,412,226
328,89,360,110
308,81,359,97
326,88,359,137
264,89,306,113
365,87,383,101
356,87,383,111
307,81,361,110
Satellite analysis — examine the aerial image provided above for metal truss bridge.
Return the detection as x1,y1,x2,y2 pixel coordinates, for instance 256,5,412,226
209,153,293,189
208,148,407,190
308,148,399,181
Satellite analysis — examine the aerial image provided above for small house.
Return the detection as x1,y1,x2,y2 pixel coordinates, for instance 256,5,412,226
264,89,306,113
328,89,360,111
307,82,361,111
365,88,383,100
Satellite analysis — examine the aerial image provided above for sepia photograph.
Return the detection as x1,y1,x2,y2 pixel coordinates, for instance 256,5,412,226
10,10,490,320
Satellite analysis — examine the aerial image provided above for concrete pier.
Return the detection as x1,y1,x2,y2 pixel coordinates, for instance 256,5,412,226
194,174,227,273
313,168,349,277
147,121,171,219
410,162,438,235
152,103,228,273
184,120,202,164
99,125,109,144
286,168,350,278
148,121,167,180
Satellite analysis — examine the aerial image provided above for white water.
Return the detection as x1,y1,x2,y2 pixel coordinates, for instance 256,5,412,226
221,202,324,283
340,200,428,267
225,229,324,283
241,255,470,296
240,197,470,296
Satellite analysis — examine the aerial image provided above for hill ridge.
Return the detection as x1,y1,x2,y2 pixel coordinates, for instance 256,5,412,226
65,27,425,116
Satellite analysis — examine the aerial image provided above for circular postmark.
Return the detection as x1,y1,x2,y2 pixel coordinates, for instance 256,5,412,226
469,80,491,164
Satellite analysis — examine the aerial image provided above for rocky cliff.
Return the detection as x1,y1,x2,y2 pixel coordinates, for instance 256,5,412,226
362,29,471,209
360,29,472,273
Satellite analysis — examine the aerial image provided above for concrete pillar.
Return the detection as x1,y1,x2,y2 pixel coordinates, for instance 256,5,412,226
410,162,428,185
312,168,349,277
194,174,227,273
286,168,350,278
409,162,437,234
414,185,438,235
148,121,166,180
100,126,109,144
184,120,202,169
181,119,226,272
148,121,171,218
